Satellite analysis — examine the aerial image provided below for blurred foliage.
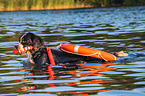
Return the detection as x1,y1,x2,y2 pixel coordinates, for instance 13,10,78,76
0,0,145,11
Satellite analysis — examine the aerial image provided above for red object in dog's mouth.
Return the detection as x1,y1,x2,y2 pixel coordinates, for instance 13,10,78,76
13,46,33,54
13,49,19,54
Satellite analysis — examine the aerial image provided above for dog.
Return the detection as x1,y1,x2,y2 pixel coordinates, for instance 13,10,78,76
16,32,103,65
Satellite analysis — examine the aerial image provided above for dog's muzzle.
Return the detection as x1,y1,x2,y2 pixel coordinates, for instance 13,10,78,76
13,43,33,54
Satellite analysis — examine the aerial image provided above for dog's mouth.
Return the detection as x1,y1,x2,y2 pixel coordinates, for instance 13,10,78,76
13,43,33,55
19,50,27,55
13,43,25,55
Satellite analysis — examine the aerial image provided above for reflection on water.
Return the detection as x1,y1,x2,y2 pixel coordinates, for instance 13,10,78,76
1,6,145,95
0,62,117,95
1,61,145,95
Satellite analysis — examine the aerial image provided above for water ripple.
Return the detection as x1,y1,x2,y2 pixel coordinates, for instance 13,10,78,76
1,6,145,96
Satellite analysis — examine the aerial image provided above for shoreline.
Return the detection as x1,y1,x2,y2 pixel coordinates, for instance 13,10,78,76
0,5,145,12
0,5,93,12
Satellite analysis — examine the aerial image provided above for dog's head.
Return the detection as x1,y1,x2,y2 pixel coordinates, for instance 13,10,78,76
16,32,44,55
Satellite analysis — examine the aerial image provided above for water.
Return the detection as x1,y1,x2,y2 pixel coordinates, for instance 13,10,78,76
1,6,145,96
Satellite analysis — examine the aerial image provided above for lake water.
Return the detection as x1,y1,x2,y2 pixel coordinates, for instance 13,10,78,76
1,6,145,96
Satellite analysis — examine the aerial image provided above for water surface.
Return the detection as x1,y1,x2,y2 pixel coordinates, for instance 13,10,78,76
1,6,145,96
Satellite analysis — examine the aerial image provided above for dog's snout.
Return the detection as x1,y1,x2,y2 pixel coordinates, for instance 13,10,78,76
17,43,24,51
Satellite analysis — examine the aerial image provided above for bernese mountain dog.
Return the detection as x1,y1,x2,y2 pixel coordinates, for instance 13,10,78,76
15,32,104,65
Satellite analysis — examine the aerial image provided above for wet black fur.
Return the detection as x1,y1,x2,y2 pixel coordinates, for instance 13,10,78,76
18,33,104,65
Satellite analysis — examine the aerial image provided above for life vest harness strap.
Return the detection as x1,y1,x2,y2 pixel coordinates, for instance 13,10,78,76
46,47,55,66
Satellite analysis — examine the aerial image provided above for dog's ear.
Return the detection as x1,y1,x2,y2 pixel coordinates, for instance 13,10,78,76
23,33,44,50
29,33,44,50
